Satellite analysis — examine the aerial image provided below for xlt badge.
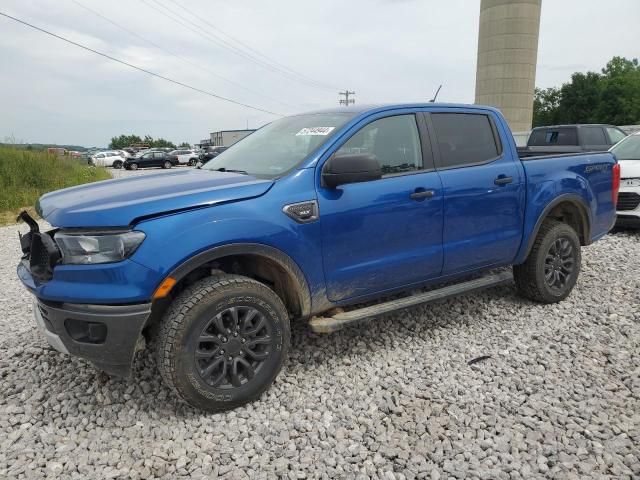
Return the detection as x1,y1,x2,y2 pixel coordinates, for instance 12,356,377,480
282,200,319,223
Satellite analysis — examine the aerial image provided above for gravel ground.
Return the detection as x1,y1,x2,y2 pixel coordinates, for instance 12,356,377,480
1,210,639,479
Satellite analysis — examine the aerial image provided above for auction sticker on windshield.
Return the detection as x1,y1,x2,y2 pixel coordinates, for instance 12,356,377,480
295,127,335,136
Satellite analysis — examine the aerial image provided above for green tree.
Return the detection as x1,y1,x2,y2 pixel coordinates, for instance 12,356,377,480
109,134,143,149
532,56,640,127
533,87,561,127
179,142,191,148
150,138,176,149
595,57,640,125
557,71,602,124
108,134,177,149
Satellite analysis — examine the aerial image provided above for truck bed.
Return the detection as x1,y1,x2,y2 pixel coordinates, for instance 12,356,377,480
515,150,617,265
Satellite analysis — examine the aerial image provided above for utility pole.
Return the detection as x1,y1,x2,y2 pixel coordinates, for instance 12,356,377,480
339,90,355,106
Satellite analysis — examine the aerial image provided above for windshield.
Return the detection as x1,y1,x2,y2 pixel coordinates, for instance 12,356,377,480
612,134,640,160
203,113,355,178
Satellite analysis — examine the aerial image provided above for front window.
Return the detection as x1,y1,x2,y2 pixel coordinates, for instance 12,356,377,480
612,135,640,160
336,114,423,175
203,113,355,178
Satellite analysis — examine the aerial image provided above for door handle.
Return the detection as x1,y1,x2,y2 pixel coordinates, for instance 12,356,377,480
494,176,513,186
410,190,435,200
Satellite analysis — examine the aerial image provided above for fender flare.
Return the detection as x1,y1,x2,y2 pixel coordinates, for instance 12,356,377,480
166,243,312,318
522,193,592,259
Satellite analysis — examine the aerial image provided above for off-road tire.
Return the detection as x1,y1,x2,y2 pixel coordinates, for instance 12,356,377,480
514,220,581,303
157,275,290,412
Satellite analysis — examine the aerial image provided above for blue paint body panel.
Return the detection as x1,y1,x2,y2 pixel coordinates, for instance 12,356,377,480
19,103,617,314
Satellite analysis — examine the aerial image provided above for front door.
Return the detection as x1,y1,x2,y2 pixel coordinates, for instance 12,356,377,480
317,113,444,302
426,111,525,274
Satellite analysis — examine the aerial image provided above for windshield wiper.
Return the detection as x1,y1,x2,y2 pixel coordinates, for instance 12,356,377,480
215,167,248,175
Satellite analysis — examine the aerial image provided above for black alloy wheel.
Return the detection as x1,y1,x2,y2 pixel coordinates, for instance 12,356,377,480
195,306,272,388
514,220,581,303
544,237,575,294
157,275,290,411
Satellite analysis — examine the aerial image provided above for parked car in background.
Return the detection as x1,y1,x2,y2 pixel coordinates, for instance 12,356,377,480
198,146,228,165
169,149,199,165
16,103,619,412
116,149,132,159
518,124,627,157
90,151,126,168
611,132,640,228
124,150,178,170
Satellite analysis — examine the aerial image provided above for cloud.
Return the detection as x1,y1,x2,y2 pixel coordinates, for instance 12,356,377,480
0,0,638,145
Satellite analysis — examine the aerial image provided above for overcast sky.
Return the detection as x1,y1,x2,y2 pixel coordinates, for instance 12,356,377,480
1,0,638,147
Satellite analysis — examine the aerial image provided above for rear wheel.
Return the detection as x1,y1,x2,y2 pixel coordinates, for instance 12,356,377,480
129,163,139,170
163,160,172,169
514,220,581,303
157,275,290,412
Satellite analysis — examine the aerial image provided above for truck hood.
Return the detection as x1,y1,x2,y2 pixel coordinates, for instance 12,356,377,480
37,169,274,227
619,160,640,179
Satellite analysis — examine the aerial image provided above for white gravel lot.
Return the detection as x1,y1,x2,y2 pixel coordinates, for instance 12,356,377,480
1,173,639,479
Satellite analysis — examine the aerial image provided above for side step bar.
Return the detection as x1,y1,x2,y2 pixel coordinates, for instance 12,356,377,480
309,271,513,333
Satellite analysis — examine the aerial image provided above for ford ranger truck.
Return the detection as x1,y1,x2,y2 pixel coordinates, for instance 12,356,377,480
16,104,620,412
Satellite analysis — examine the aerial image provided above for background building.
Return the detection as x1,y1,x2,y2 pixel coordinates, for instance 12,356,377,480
475,0,542,132
210,129,255,147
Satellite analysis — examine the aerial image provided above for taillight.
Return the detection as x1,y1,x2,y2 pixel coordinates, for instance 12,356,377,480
612,162,621,207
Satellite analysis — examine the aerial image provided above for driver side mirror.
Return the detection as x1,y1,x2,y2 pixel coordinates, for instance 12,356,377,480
322,153,382,188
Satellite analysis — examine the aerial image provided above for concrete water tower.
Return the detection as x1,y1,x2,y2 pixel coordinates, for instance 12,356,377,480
475,0,542,132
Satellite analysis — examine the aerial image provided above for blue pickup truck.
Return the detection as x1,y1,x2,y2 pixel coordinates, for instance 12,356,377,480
17,103,620,411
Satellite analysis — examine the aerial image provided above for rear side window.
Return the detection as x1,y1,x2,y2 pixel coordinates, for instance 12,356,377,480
529,127,577,146
606,127,627,144
581,127,607,145
431,113,500,169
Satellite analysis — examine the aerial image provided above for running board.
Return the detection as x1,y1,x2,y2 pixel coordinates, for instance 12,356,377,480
309,271,513,334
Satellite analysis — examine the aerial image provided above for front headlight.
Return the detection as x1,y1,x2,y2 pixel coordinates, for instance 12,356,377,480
54,231,146,264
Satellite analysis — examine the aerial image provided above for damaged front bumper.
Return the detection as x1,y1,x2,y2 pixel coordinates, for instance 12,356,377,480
31,296,151,377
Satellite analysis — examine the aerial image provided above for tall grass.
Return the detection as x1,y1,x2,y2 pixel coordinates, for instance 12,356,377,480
0,145,111,217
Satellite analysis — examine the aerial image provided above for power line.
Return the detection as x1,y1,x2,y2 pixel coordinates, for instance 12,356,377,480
139,0,337,93
70,0,294,110
163,0,340,92
0,11,282,116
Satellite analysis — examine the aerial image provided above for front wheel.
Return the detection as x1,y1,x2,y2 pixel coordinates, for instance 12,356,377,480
157,275,290,412
129,163,139,170
188,158,197,166
514,220,581,303
163,160,172,169
112,160,123,169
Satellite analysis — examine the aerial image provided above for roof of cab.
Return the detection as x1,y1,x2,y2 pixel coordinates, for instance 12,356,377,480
297,103,501,116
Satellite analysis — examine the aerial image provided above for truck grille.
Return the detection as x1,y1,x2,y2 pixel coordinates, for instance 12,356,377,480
617,192,640,211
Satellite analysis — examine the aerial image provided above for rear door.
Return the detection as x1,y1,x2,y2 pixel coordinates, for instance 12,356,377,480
579,126,610,151
153,152,165,167
425,110,525,275
318,111,444,301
